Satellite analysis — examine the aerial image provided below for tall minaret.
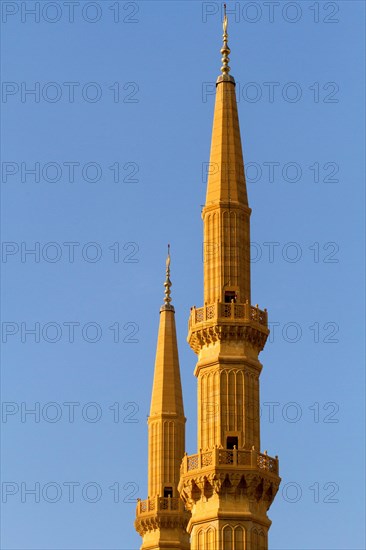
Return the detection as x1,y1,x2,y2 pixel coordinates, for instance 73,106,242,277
135,247,190,550
179,9,280,550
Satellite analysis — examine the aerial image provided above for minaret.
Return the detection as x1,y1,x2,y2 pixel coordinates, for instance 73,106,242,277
179,9,280,550
135,247,190,550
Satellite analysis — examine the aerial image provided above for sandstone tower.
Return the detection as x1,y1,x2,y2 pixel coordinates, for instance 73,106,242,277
136,9,280,550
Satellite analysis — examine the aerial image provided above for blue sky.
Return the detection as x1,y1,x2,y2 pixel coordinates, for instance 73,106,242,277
1,1,365,549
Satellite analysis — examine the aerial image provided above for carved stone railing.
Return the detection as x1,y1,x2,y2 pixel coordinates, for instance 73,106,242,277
188,301,268,331
181,448,279,476
136,496,186,517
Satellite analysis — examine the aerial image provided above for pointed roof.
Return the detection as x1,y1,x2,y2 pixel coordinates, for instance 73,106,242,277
149,248,184,417
205,9,248,208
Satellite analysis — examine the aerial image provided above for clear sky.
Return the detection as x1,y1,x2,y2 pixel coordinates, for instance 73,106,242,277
1,1,365,549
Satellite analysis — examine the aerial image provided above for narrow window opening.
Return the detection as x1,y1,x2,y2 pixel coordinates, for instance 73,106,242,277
224,291,236,303
164,487,173,498
227,436,238,449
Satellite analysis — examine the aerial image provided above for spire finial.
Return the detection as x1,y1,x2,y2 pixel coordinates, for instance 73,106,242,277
221,4,231,76
163,244,173,309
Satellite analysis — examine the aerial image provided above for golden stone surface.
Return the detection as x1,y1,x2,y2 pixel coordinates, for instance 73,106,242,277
135,14,280,550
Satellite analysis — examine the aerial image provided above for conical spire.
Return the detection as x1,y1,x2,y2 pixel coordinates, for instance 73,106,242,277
202,9,251,304
149,247,184,418
205,9,248,207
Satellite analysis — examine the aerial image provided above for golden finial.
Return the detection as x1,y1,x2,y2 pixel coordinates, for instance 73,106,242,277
223,3,228,33
221,4,230,76
162,244,173,310
217,4,235,84
166,243,171,270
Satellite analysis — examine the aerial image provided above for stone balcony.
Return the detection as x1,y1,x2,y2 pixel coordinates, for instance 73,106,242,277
179,447,280,513
136,495,186,517
188,301,269,353
181,447,279,477
189,301,268,329
135,495,190,537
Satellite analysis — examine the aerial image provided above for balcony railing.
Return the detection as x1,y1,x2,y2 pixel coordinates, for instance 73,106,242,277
188,301,268,330
136,496,186,516
181,448,279,476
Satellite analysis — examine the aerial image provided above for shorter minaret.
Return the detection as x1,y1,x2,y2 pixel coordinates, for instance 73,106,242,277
135,247,190,550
